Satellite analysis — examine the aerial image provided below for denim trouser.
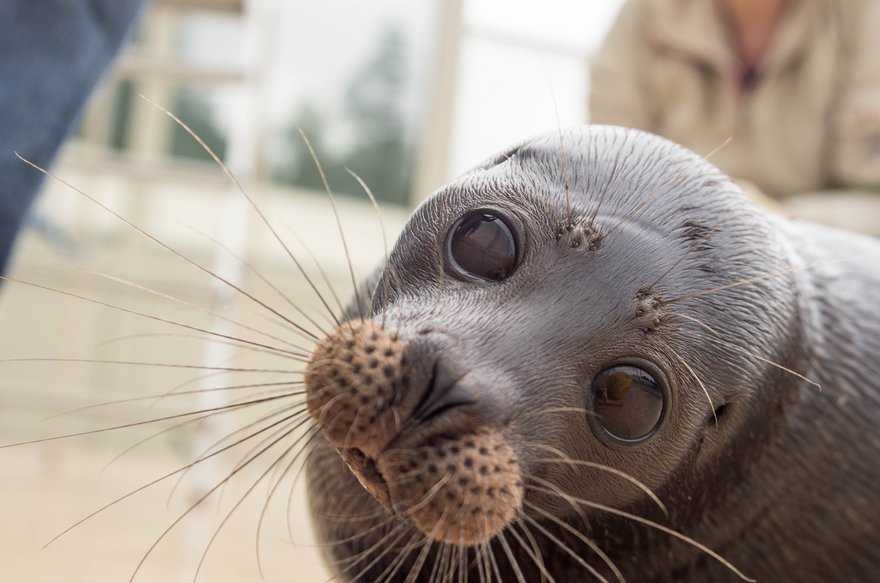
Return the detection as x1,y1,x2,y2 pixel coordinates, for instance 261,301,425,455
0,0,145,276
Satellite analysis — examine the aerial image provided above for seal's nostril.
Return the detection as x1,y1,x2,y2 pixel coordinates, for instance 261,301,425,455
412,360,476,423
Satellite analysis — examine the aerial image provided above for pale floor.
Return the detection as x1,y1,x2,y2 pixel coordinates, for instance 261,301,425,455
0,441,330,582
0,240,332,583
0,175,407,582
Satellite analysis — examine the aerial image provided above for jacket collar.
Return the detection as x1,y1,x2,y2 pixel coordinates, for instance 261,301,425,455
649,0,820,78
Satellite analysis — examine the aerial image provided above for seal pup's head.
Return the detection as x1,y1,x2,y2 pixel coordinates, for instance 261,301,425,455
305,125,802,580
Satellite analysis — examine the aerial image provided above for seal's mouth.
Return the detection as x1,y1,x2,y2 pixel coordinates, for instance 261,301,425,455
341,447,392,508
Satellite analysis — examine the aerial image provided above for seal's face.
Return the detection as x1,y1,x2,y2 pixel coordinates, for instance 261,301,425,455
305,127,797,579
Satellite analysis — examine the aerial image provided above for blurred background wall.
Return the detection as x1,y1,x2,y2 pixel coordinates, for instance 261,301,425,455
0,1,623,581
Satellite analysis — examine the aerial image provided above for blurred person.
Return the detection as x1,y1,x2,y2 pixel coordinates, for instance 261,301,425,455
0,0,146,280
590,0,880,234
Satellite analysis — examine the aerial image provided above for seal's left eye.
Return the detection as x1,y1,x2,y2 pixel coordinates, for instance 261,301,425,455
591,365,664,442
447,213,518,281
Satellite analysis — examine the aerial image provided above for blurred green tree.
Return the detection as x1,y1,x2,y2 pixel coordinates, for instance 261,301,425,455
274,27,414,206
170,88,228,162
109,79,134,151
341,28,413,206
273,103,349,191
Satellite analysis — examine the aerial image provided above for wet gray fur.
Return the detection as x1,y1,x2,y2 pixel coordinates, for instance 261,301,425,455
307,125,880,582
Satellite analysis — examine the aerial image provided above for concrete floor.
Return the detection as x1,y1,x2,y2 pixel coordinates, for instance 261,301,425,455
0,172,407,582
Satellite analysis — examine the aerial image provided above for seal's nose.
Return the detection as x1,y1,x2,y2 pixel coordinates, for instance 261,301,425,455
410,359,476,423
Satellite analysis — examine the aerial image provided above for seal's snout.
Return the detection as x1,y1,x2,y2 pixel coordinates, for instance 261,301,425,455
410,359,476,423
305,319,524,545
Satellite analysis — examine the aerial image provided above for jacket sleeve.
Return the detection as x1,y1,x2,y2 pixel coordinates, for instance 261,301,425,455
588,0,655,131
828,0,880,190
790,1,880,236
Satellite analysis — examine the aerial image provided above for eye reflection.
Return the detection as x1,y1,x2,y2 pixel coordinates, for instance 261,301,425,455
592,365,664,442
447,213,518,281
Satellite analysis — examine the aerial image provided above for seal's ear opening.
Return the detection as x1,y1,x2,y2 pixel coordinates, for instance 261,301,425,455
590,363,666,443
707,403,728,427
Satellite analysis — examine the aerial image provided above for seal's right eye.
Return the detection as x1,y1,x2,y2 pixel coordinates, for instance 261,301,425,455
446,212,518,282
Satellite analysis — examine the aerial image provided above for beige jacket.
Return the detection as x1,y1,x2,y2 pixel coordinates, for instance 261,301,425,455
590,0,880,234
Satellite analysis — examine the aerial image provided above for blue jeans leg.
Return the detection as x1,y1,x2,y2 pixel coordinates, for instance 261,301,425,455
0,0,146,277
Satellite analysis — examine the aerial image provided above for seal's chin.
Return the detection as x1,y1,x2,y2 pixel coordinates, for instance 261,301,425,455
382,430,524,546
340,431,526,546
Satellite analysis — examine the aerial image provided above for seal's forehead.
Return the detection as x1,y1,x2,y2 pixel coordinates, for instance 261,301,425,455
413,152,549,222
511,125,686,165
509,127,705,185
433,125,704,204
500,126,740,220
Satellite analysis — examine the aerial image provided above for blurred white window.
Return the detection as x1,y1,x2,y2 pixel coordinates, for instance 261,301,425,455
446,0,624,177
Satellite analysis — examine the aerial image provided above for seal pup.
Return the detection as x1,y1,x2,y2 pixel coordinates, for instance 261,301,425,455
304,125,880,582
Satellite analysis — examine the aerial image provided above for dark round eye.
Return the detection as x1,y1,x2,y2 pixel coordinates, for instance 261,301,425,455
591,365,664,442
447,212,518,281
